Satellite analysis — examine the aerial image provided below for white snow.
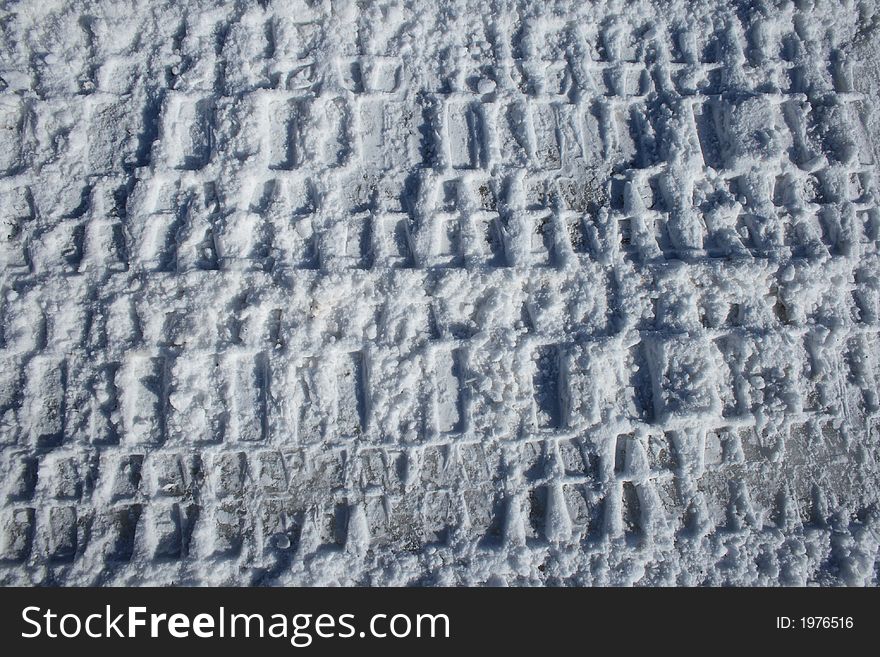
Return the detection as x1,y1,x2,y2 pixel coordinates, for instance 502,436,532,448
1,0,880,586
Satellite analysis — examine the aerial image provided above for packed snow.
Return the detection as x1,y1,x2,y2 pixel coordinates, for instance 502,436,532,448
2,0,880,585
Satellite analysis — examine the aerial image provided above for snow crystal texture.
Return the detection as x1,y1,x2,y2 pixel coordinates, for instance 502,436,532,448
2,0,880,586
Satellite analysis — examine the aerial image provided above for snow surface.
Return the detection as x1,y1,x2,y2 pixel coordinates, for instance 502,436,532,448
2,0,880,586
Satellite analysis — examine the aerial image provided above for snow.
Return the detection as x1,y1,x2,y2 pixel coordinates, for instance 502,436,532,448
1,0,880,586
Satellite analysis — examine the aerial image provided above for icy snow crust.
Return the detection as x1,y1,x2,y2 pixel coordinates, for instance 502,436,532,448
2,0,880,586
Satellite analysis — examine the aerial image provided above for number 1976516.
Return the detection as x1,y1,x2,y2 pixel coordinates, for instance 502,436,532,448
777,617,854,629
